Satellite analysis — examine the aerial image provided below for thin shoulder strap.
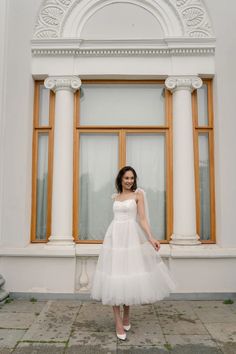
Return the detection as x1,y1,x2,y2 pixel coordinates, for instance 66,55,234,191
111,192,119,201
135,188,150,225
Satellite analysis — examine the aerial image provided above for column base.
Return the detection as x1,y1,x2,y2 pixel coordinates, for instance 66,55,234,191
45,235,75,248
170,233,201,246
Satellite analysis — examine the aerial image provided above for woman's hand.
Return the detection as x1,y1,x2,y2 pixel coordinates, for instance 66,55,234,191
149,237,161,251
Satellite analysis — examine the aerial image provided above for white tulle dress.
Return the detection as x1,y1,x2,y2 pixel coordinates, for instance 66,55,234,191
90,188,176,305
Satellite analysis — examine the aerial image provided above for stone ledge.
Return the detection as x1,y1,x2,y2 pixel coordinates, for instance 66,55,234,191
1,244,236,259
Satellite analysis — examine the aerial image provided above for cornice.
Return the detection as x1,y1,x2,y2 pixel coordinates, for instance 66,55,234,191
31,38,215,57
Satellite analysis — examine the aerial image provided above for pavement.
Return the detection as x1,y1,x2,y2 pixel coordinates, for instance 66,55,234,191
0,298,236,354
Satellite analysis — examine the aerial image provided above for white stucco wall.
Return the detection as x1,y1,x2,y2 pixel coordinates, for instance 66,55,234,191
0,0,236,295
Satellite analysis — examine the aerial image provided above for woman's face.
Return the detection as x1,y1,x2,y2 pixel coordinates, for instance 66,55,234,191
121,170,134,192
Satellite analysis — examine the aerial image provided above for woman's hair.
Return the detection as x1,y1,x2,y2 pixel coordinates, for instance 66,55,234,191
115,166,137,193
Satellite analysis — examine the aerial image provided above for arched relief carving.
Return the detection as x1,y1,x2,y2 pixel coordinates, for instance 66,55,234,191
33,0,214,39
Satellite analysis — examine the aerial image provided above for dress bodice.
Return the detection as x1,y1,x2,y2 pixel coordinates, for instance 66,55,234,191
113,198,137,222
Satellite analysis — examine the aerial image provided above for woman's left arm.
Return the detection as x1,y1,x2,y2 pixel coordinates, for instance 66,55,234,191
136,191,160,251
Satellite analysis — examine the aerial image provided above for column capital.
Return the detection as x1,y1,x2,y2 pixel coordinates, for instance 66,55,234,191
165,76,202,93
44,76,81,93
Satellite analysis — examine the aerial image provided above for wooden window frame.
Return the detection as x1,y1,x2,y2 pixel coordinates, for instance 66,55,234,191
74,80,173,244
192,79,216,243
30,81,55,242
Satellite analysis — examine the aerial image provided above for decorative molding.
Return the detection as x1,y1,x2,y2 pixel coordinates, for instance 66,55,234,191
33,0,214,39
169,0,213,38
31,38,215,57
44,75,81,92
165,75,203,92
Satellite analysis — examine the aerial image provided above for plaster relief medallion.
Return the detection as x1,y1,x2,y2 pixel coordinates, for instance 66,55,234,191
57,0,73,6
176,0,189,6
189,30,209,38
182,7,204,27
36,29,58,39
40,6,64,26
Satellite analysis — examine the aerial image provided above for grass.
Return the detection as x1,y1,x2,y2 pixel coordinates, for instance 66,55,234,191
30,297,38,303
223,299,234,305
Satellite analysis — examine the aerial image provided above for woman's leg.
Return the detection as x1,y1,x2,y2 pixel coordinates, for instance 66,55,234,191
123,304,130,325
112,305,125,334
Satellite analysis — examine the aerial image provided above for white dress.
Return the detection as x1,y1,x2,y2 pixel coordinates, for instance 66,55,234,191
90,188,176,305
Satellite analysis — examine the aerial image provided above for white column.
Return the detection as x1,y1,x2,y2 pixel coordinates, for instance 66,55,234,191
44,76,81,246
165,76,202,245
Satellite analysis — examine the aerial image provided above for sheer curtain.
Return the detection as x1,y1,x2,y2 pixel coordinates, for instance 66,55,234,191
79,133,118,240
126,133,166,240
36,133,49,240
198,133,211,240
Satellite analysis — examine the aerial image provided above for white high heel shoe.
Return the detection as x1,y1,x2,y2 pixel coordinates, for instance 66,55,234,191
123,324,131,331
116,331,126,340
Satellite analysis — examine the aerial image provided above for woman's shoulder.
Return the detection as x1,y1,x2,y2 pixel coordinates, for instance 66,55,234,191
135,187,145,195
111,192,119,200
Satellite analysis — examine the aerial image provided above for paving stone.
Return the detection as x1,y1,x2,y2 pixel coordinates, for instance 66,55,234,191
205,323,236,343
12,342,66,354
0,349,12,354
130,305,158,321
67,330,117,353
0,300,46,314
189,301,226,308
73,301,115,332
154,301,207,335
117,345,168,353
193,304,236,323
118,320,165,347
21,300,81,342
165,334,222,353
66,346,116,354
220,342,236,354
0,313,37,329
0,329,26,349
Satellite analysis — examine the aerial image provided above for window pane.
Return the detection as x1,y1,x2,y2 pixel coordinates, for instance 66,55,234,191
80,84,165,126
197,84,208,126
79,133,119,240
36,133,49,240
38,85,50,126
198,133,211,240
126,133,166,239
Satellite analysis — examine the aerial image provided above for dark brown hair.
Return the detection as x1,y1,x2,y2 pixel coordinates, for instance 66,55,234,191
115,166,137,193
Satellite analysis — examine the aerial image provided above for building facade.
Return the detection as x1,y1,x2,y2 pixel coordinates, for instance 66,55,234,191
0,0,236,297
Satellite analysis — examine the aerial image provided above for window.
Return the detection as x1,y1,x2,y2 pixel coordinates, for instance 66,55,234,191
74,81,173,243
31,82,55,242
31,79,216,244
192,79,215,242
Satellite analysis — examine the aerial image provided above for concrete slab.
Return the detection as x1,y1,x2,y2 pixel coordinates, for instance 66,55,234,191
117,320,165,347
220,342,236,354
165,334,222,353
73,301,115,332
0,300,46,313
0,313,37,329
0,329,26,349
13,342,66,354
154,301,207,335
67,330,117,353
205,322,236,343
117,345,168,353
193,305,236,323
21,300,81,342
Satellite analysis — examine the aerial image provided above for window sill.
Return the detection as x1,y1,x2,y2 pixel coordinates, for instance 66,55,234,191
1,243,236,259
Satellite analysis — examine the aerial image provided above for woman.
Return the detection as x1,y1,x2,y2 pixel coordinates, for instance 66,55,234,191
90,166,176,340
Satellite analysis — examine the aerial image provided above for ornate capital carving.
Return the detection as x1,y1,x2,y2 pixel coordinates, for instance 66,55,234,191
44,76,81,93
165,76,202,93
